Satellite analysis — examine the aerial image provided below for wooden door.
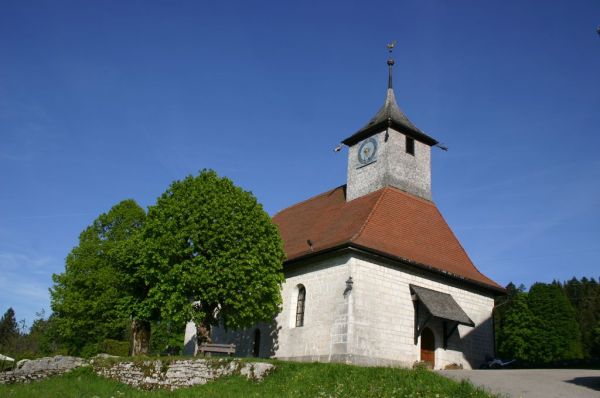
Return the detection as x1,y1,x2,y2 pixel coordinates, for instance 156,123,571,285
420,328,435,368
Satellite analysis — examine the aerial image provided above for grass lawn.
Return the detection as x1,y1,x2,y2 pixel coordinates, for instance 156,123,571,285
0,359,497,397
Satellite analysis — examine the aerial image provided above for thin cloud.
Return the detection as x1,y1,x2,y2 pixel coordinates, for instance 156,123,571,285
477,190,600,262
0,253,56,326
19,212,95,220
0,251,53,270
0,275,50,302
455,222,556,231
446,158,600,198
483,247,600,264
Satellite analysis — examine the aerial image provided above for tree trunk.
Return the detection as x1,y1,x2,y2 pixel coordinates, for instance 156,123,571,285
131,319,151,356
196,322,211,345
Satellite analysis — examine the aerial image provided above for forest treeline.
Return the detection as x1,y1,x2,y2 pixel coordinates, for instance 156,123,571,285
0,307,181,360
495,277,600,364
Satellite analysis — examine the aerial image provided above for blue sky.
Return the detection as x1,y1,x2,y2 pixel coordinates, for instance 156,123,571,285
1,0,599,326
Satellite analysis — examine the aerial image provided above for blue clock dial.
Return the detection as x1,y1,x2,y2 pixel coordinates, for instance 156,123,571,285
358,137,378,165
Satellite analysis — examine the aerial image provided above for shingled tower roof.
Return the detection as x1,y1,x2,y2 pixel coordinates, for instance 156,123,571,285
342,57,438,147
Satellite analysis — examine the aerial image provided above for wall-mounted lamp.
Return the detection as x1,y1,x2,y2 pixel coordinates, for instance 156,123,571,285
344,276,354,296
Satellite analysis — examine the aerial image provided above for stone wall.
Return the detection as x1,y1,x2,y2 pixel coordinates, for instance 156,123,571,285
346,128,432,201
212,254,352,362
384,127,431,200
213,251,495,370
275,254,351,361
0,356,86,384
95,359,274,390
348,254,495,369
0,355,274,390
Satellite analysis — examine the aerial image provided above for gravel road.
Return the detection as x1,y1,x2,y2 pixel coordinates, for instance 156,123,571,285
438,369,600,398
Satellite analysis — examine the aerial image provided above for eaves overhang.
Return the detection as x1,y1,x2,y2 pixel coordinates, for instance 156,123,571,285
283,243,506,297
342,119,438,147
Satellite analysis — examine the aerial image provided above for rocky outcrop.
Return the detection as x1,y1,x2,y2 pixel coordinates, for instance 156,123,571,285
0,356,87,384
95,359,275,390
0,355,275,390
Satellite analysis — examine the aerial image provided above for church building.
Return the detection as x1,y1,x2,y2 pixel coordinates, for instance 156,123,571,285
207,52,505,370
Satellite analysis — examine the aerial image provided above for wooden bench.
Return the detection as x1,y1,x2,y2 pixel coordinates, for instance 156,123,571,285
197,343,236,357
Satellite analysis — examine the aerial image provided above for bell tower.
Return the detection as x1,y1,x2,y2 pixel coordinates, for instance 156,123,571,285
343,44,439,202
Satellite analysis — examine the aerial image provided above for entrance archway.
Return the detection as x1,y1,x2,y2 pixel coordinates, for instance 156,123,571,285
420,327,435,368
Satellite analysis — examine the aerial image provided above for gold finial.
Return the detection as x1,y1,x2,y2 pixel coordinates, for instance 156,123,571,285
387,40,397,53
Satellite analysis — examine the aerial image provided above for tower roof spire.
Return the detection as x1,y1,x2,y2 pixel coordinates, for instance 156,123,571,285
341,42,438,147
387,40,395,89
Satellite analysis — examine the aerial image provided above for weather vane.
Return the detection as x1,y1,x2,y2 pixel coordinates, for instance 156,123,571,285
387,40,397,54
386,40,397,89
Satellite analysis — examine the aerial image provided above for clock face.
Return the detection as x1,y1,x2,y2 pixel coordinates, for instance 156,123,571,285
357,137,378,165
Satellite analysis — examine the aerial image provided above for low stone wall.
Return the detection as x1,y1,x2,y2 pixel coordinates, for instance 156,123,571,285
0,355,275,390
0,356,86,384
95,359,274,390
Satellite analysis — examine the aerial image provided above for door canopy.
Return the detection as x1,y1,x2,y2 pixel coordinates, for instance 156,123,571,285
410,284,474,348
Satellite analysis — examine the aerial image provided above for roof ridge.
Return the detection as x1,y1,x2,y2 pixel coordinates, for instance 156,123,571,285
385,185,435,205
350,187,388,242
272,185,346,218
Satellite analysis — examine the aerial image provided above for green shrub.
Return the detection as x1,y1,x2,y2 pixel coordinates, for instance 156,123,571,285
0,358,15,371
149,321,183,355
100,339,130,357
80,343,101,358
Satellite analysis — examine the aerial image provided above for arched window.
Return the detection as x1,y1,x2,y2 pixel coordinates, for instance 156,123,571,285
295,285,306,327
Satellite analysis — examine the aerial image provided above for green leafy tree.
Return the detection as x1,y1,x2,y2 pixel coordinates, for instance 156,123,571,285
31,313,64,356
493,282,522,352
592,321,600,358
149,320,184,355
50,199,146,355
563,277,600,358
130,170,285,353
0,308,19,353
16,310,55,356
497,282,584,363
497,292,538,361
527,283,583,362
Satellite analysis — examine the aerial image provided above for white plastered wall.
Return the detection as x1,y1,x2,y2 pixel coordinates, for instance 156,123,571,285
211,254,352,361
211,252,496,369
348,254,495,369
273,254,352,361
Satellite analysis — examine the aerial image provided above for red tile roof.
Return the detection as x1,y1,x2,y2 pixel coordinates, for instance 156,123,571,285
272,185,502,291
